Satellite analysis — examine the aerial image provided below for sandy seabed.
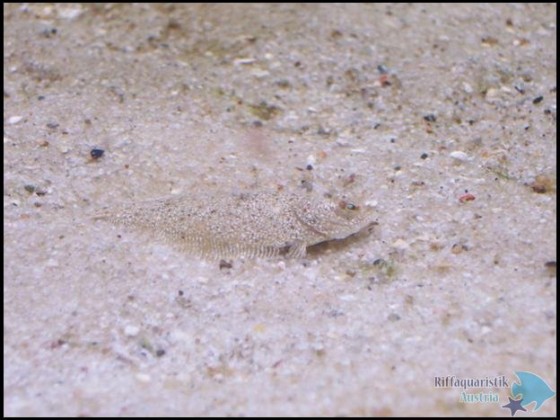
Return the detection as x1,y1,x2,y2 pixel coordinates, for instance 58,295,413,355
4,3,556,416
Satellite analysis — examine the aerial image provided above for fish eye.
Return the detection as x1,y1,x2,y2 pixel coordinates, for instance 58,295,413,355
339,200,358,211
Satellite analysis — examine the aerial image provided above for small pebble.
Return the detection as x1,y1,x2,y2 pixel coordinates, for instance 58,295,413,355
378,74,391,87
90,148,104,159
35,187,47,196
450,151,471,161
530,175,554,193
459,193,476,203
233,57,256,65
532,96,544,104
544,261,556,277
481,36,499,47
59,6,83,20
451,243,468,254
7,116,23,125
306,154,316,168
124,325,140,336
219,260,233,270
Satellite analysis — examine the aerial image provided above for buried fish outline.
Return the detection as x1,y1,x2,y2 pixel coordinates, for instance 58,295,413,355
94,188,376,259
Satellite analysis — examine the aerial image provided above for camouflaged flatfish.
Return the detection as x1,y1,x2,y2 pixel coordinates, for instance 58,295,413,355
94,189,374,259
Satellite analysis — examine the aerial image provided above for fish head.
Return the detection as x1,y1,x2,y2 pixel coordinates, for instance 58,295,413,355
312,194,376,240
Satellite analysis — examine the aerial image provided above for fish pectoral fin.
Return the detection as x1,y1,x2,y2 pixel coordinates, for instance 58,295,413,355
284,240,307,259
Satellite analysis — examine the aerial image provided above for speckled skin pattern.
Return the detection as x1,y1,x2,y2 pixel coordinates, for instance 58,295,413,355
95,189,374,259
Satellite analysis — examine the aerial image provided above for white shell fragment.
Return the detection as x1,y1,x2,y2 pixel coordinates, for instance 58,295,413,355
7,116,24,125
449,151,471,161
94,189,375,259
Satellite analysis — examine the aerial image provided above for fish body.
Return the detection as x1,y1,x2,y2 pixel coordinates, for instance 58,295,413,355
95,189,373,259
